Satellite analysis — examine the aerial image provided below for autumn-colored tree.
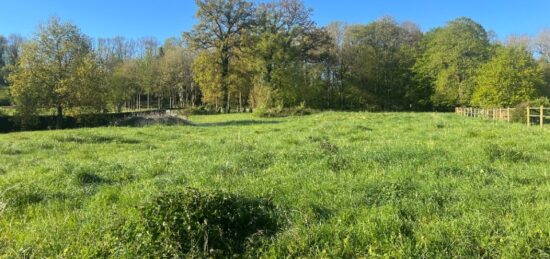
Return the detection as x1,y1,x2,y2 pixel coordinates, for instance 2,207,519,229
186,0,255,112
8,17,105,128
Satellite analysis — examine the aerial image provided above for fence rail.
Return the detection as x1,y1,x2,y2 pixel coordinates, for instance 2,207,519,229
527,106,550,127
455,107,514,122
456,106,549,128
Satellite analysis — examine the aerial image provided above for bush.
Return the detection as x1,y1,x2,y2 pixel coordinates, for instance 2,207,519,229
112,114,189,127
254,105,319,118
511,97,550,123
138,188,281,257
179,106,221,116
0,87,10,106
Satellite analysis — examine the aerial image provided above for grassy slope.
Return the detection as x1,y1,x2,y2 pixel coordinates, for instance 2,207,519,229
0,112,549,257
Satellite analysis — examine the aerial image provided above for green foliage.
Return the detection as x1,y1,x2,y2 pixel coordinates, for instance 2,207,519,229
8,17,106,127
253,105,319,118
186,0,255,111
134,188,280,257
342,17,424,109
510,97,550,123
0,87,9,106
472,46,544,107
414,17,491,107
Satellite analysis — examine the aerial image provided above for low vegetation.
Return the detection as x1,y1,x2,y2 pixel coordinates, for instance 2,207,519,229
0,87,9,106
0,112,549,257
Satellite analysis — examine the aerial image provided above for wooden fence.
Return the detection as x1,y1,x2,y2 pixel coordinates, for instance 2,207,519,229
455,107,514,122
527,106,550,127
456,106,549,128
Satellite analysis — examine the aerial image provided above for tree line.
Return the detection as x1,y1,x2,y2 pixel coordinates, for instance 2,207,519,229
1,0,550,127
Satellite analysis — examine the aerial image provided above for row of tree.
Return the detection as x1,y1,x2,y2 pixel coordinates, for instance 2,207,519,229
2,0,550,127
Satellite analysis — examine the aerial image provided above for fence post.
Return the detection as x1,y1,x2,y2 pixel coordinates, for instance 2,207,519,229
541,106,544,128
527,107,530,127
507,108,510,123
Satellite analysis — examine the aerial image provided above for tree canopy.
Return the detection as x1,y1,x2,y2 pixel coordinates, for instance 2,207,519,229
4,1,550,125
8,17,105,128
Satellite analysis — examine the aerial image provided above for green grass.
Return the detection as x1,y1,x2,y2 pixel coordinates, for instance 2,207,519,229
0,112,549,257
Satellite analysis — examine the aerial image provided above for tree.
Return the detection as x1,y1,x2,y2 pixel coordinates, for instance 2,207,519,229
414,17,491,108
535,28,550,62
341,17,423,110
8,17,105,128
136,37,159,110
193,50,222,109
108,60,139,112
0,35,7,86
252,0,331,108
472,46,544,107
157,38,197,108
506,34,532,50
186,0,255,112
6,34,25,67
325,21,348,109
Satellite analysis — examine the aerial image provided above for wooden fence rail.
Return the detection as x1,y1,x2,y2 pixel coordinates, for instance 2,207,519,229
456,106,549,128
455,107,514,122
527,106,550,127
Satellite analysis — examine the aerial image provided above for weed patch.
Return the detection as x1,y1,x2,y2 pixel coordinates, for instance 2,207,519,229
485,144,532,163
121,188,282,257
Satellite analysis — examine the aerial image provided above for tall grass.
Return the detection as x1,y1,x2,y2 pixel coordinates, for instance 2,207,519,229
0,112,549,257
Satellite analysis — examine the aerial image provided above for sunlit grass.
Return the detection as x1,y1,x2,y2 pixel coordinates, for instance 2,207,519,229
0,112,549,257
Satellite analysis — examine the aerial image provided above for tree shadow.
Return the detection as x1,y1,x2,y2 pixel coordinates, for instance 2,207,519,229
191,120,281,127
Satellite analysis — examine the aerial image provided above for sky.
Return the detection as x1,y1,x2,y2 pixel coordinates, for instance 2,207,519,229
1,0,549,41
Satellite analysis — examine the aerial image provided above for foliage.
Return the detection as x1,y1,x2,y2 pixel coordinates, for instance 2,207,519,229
132,188,280,257
8,17,106,128
0,87,9,106
192,51,222,108
186,0,255,112
414,17,491,107
254,104,319,117
510,97,550,123
342,17,425,110
472,46,544,107
7,7,550,113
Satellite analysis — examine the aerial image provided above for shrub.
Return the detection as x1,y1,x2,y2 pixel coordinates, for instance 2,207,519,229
485,144,532,163
0,87,10,106
254,106,319,118
139,188,281,257
113,114,189,127
179,106,221,116
510,97,550,123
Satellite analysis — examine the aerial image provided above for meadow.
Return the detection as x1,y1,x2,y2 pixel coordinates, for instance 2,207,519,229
0,112,549,257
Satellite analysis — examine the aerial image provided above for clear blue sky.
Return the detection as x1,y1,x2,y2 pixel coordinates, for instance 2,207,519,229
1,0,549,41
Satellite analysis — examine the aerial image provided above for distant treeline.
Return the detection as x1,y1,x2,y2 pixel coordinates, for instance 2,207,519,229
1,0,550,128
0,110,168,133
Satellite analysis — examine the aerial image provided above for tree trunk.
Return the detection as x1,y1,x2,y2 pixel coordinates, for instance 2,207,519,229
239,91,242,113
56,105,63,129
221,46,230,113
147,93,150,110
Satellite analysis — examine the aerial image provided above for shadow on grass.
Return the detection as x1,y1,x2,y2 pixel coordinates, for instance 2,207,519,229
191,119,281,127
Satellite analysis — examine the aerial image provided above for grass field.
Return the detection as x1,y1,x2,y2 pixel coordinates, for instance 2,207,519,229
0,112,549,257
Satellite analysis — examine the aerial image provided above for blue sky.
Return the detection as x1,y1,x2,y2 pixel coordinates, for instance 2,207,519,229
1,0,549,41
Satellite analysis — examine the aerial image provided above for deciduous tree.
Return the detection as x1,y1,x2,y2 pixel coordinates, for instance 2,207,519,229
8,17,105,128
